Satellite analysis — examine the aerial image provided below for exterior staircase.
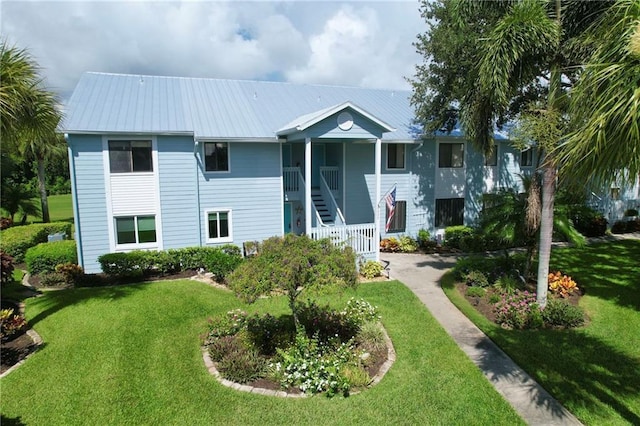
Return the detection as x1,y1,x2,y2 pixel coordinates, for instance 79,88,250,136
311,189,334,226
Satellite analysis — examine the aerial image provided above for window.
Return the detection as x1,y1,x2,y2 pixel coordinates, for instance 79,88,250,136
387,144,405,169
115,215,156,245
386,200,406,232
207,210,232,242
439,143,464,168
204,142,229,172
109,141,152,173
435,198,464,227
521,149,534,167
484,147,498,166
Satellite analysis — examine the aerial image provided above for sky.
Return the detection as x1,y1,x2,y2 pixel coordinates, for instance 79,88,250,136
1,0,426,104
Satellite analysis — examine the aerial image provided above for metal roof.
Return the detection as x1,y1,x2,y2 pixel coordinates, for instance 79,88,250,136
61,72,419,141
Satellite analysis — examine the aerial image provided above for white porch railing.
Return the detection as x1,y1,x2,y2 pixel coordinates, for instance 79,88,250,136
320,166,340,192
310,223,377,257
283,167,300,192
319,172,345,226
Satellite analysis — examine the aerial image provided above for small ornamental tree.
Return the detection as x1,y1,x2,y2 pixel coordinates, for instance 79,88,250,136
227,234,357,329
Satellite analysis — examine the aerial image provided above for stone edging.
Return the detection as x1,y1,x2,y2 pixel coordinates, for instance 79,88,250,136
0,300,44,379
202,326,396,397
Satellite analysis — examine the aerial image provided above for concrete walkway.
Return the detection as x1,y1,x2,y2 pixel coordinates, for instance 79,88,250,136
382,252,582,426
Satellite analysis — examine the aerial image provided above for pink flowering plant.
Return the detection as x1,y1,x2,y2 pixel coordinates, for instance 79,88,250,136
493,291,543,330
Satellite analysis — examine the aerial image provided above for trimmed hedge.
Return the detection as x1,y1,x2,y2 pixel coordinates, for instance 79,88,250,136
25,240,78,275
443,226,474,250
97,245,243,280
0,222,72,263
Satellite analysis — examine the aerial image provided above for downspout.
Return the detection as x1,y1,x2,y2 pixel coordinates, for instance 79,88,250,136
65,134,84,268
194,138,203,246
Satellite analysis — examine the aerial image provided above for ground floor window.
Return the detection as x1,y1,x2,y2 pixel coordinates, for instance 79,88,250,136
435,198,464,227
115,215,156,245
207,209,232,242
386,200,406,232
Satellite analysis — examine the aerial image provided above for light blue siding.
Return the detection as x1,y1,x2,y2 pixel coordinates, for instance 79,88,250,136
305,112,385,139
68,135,110,273
344,143,375,225
157,136,200,248
409,141,436,235
197,142,282,246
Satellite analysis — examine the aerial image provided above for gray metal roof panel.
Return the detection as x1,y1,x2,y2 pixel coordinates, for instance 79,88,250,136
61,72,418,141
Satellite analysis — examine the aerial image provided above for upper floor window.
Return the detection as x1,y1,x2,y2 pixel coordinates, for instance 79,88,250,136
439,143,464,168
109,140,152,173
387,144,406,169
484,147,498,166
204,142,229,172
521,148,534,167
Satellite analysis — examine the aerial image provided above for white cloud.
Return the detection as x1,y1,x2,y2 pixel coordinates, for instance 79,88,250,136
1,1,423,101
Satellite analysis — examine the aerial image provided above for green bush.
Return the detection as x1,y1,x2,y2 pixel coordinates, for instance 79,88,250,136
203,248,243,281
568,205,608,237
464,270,489,287
297,300,359,343
611,221,627,234
0,222,72,263
624,208,638,217
417,229,431,249
39,271,68,287
466,286,486,298
355,321,386,354
25,240,77,275
398,235,418,252
359,260,384,279
443,226,474,249
453,254,527,283
542,299,585,328
343,297,380,326
216,344,267,384
493,275,520,295
246,313,295,356
1,251,15,286
97,251,145,278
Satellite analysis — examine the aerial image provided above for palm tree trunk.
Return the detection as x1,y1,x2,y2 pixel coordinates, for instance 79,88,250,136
36,157,50,223
536,165,555,307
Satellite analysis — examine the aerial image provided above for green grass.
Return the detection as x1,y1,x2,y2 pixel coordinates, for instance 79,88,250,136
1,194,73,224
442,239,640,425
1,280,523,425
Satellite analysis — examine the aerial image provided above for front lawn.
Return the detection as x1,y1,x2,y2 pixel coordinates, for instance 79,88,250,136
1,194,73,224
443,239,640,425
1,280,523,425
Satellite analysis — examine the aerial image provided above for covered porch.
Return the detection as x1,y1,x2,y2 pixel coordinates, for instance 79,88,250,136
277,101,396,260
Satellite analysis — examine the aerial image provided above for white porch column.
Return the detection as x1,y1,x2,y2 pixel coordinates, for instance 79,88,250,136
374,138,381,261
305,137,312,235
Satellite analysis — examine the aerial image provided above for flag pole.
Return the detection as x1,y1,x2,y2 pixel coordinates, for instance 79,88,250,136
377,183,397,207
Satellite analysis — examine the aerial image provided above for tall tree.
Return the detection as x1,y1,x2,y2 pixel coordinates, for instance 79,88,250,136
1,42,62,223
410,0,611,306
557,0,640,187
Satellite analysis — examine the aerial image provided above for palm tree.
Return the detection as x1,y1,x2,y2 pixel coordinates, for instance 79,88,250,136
1,42,62,223
1,184,40,224
557,0,640,188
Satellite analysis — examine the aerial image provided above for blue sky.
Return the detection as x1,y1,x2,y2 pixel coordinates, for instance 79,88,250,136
1,1,425,103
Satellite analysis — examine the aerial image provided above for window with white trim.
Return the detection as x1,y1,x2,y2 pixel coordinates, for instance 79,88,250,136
439,143,464,168
207,209,232,242
109,140,153,173
484,147,498,166
115,215,156,245
204,142,229,172
435,198,464,227
387,144,405,169
521,149,534,167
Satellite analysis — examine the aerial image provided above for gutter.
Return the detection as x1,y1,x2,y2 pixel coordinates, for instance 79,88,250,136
194,139,203,247
65,134,84,268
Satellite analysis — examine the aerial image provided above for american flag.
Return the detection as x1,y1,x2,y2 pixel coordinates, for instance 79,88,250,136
385,186,397,232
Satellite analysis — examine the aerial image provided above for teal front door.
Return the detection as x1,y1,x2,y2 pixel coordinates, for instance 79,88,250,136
311,144,325,187
284,203,292,233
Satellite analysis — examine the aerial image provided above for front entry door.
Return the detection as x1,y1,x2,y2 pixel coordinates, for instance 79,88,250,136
311,144,325,187
283,202,292,233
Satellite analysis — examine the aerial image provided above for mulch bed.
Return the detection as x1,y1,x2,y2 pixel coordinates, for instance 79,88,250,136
1,331,39,374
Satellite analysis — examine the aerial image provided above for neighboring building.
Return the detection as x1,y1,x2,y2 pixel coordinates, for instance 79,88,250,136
62,72,626,273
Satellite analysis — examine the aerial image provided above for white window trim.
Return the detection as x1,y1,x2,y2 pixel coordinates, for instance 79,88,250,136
113,214,159,251
437,140,466,169
102,136,162,252
385,143,406,171
202,141,231,174
205,208,233,243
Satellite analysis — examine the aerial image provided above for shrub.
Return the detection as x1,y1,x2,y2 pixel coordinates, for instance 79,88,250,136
204,309,248,345
25,240,77,275
459,232,487,253
398,235,418,252
98,252,145,278
246,313,295,356
0,308,27,340
380,237,400,252
443,226,473,249
488,293,501,304
627,218,640,233
216,345,267,384
342,298,380,326
359,260,384,280
494,291,541,329
203,247,243,282
568,205,607,237
55,263,84,284
355,321,386,354
466,286,486,298
417,229,432,249
548,271,579,298
1,251,15,286
297,300,359,343
39,271,68,287
624,208,639,217
464,270,489,287
0,222,72,262
208,335,245,362
453,254,526,283
541,299,585,328
493,275,520,295
611,220,627,234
